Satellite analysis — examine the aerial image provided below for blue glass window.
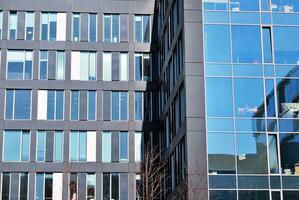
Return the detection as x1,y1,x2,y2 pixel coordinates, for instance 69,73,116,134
274,26,299,64
230,0,260,11
271,0,299,12
206,78,233,117
6,90,31,120
210,190,237,200
135,92,143,120
47,90,64,120
112,92,120,120
135,16,142,42
203,0,229,10
9,12,17,40
135,54,142,81
234,78,264,118
104,15,111,42
72,14,80,41
120,132,128,161
143,16,150,43
71,91,79,120
37,131,46,161
3,131,30,161
89,14,97,42
70,131,87,162
39,51,48,79
88,91,96,120
35,174,44,200
204,25,231,62
7,50,32,80
112,92,128,121
265,79,276,117
25,12,34,40
232,26,262,63
54,131,63,162
262,27,273,63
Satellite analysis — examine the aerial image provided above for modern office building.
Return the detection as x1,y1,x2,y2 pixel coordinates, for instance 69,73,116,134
1,0,299,199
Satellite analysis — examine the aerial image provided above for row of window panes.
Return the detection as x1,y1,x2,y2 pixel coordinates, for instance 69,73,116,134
1,12,151,42
4,50,151,81
204,25,299,65
2,130,144,163
1,172,141,200
203,0,299,12
5,90,149,121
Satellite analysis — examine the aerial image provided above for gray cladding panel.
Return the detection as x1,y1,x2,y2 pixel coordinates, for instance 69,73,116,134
17,12,25,40
48,51,56,80
10,173,19,200
80,13,88,42
46,131,54,162
120,173,128,200
78,173,86,200
103,91,111,121
120,15,128,42
112,131,119,162
79,90,87,121
112,52,119,81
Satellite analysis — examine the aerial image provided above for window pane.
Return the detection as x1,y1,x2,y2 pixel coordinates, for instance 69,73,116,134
47,91,55,120
14,90,31,119
143,54,150,81
87,174,95,200
208,133,235,174
36,174,44,200
135,16,142,42
89,14,97,42
276,78,299,118
204,25,231,62
232,25,262,63
7,51,25,80
80,52,89,80
56,91,64,120
37,131,46,161
103,53,112,81
49,13,57,41
236,133,268,174
262,27,273,63
44,174,53,199
280,133,299,175
210,190,237,200
112,15,119,42
71,91,79,120
89,52,96,80
69,173,77,200
3,131,21,161
206,78,233,117
5,90,13,119
135,132,143,162
41,14,49,40
238,191,269,200
40,51,48,79
70,131,78,161
135,54,142,81
73,14,80,41
24,51,32,79
274,27,299,64
21,131,30,161
102,132,112,162
135,92,142,120
88,91,96,120
120,53,128,81
230,0,260,11
120,92,128,120
234,78,264,118
143,16,150,42
56,52,65,80
271,0,299,12
20,173,28,200
111,174,119,200
104,15,111,42
25,12,34,40
79,131,87,161
112,92,119,120
268,134,279,174
2,173,10,200
120,132,128,161
204,0,229,10
9,13,17,40
54,131,63,162
103,174,110,199
265,79,276,118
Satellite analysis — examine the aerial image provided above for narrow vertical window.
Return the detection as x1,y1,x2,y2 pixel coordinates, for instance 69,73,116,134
135,53,142,81
9,12,17,40
135,132,143,162
89,14,97,42
103,53,112,81
56,51,65,80
69,173,77,200
104,15,111,42
39,51,48,79
262,27,273,63
112,15,119,42
120,132,128,162
35,174,44,200
112,92,120,120
2,173,10,200
73,13,80,41
135,92,143,120
0,12,3,38
41,13,49,40
120,92,128,120
49,13,57,41
71,91,79,120
87,174,96,200
54,131,63,162
5,90,31,120
143,15,150,42
268,134,279,174
44,174,53,200
70,131,79,161
135,16,142,42
102,132,112,162
111,174,119,200
37,131,46,161
120,53,128,81
88,91,96,120
25,12,34,40
20,173,28,200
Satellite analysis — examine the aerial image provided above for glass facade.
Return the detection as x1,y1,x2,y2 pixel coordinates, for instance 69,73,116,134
203,0,299,199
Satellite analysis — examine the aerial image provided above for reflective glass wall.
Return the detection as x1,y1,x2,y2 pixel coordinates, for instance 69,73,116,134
203,0,299,199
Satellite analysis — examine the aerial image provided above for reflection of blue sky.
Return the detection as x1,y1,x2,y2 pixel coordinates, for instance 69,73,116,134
208,133,234,155
237,134,259,154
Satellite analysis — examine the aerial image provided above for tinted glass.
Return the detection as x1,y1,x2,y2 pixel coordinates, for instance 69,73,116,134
71,91,79,120
112,92,119,120
54,131,63,161
120,132,128,161
230,0,260,11
280,133,299,175
5,90,14,119
143,16,150,42
35,174,44,200
104,15,111,42
89,14,97,41
206,78,233,117
73,14,80,41
238,191,269,200
232,26,262,63
135,16,142,42
204,25,231,62
37,131,46,161
3,131,21,161
79,131,87,161
112,15,119,42
14,90,31,119
56,91,64,120
2,173,10,200
88,91,96,120
21,131,30,161
210,190,237,200
271,0,299,12
135,92,142,120
262,27,273,63
70,131,78,161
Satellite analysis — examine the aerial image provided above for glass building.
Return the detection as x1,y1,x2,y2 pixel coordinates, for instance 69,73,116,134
1,0,299,199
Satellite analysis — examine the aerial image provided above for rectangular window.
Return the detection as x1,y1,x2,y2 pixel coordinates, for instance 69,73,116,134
41,13,66,41
112,92,128,121
69,173,77,200
104,14,128,43
87,174,96,200
1,173,29,200
39,51,65,80
262,27,273,63
37,90,64,120
135,132,143,162
7,50,32,80
25,12,34,40
103,173,128,200
36,131,63,162
103,52,128,81
135,15,151,43
5,90,31,120
9,12,17,40
135,53,151,81
35,173,63,200
102,132,128,162
71,51,96,80
71,90,96,121
3,130,30,162
72,13,97,42
135,92,143,120
70,131,96,162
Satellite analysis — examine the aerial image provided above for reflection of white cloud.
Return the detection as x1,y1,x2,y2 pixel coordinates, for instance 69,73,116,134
238,105,258,114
